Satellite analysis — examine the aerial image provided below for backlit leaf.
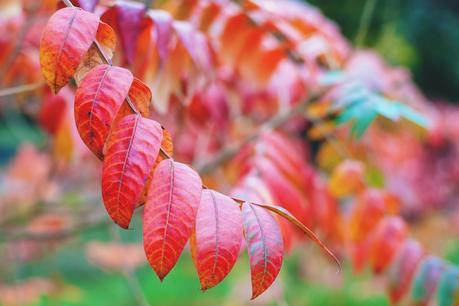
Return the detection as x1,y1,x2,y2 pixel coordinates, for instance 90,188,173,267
102,114,162,229
101,1,146,64
370,216,407,274
74,21,116,85
191,189,243,290
387,239,424,303
40,7,99,93
242,202,283,299
143,159,202,280
74,64,133,159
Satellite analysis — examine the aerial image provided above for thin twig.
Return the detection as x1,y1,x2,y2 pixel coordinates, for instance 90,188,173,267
0,210,109,242
355,0,378,47
0,82,46,97
195,90,326,175
109,225,150,306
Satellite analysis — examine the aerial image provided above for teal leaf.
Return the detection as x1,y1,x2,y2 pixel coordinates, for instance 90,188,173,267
437,267,459,306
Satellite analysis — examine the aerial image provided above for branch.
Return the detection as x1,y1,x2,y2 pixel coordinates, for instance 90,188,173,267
0,210,109,242
0,82,46,97
195,90,325,175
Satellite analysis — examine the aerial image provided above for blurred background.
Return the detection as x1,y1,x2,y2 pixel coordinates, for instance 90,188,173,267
1,0,459,305
309,0,459,102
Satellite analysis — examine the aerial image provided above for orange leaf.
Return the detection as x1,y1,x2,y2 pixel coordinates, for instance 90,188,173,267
370,216,407,274
74,64,133,159
328,159,365,198
191,189,243,290
143,159,202,280
40,7,99,93
102,114,162,229
242,202,283,299
74,21,116,85
348,189,388,242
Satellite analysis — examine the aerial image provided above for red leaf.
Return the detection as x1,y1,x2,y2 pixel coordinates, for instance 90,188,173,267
242,202,283,299
74,21,116,85
40,7,99,93
146,10,173,62
139,127,174,205
101,1,146,65
191,189,243,290
39,90,69,135
348,189,389,242
57,0,99,12
75,0,99,12
102,114,162,229
74,64,133,159
174,21,212,70
143,159,202,280
387,239,424,304
255,157,311,228
370,216,407,274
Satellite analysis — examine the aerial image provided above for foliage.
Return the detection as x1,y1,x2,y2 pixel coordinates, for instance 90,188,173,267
0,0,459,305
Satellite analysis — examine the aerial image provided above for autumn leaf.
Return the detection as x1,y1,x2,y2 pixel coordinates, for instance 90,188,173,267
387,239,424,304
39,89,69,135
191,189,243,290
143,159,202,280
74,21,116,85
74,64,133,159
255,157,311,228
101,1,146,65
146,10,173,62
102,114,163,229
40,7,100,93
242,201,284,299
328,159,365,198
369,216,407,274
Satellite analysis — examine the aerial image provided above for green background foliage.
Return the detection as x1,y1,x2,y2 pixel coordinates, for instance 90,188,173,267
308,0,459,102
